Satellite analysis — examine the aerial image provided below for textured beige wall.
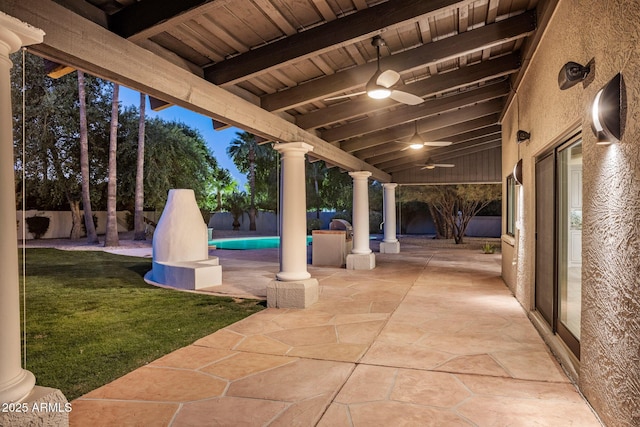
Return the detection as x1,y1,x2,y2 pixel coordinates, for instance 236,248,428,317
501,1,640,425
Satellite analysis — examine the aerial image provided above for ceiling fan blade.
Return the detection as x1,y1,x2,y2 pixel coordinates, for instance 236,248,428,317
324,91,366,101
434,163,455,168
389,90,423,105
423,140,452,147
377,69,400,88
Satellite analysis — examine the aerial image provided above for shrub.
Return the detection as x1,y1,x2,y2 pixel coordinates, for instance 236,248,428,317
482,242,496,254
307,218,322,234
369,211,383,234
332,211,352,222
26,216,50,239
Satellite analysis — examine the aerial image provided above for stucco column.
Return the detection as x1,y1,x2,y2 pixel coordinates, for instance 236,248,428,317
380,183,400,254
0,13,42,404
347,171,375,270
267,142,318,308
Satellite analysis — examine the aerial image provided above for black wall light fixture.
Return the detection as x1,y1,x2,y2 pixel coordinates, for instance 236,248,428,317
592,73,624,145
558,61,591,90
516,130,530,143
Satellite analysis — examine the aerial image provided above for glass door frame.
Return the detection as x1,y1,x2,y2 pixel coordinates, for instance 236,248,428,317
555,133,582,358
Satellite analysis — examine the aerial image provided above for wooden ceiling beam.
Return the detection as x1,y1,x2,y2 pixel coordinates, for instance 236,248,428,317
340,106,501,153
49,0,108,28
368,131,502,168
356,122,501,160
261,10,535,112
381,136,502,171
321,81,509,143
296,52,520,130
6,0,391,183
204,0,466,86
354,118,501,159
431,139,502,162
109,0,214,39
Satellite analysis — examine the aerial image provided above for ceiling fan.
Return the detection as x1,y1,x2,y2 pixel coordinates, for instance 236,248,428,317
417,157,455,170
400,121,453,150
324,36,424,105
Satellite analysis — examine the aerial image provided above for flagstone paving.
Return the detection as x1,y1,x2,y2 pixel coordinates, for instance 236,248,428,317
69,239,602,426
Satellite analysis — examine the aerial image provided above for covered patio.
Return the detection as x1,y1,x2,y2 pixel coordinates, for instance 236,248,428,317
2,0,639,425
66,238,600,426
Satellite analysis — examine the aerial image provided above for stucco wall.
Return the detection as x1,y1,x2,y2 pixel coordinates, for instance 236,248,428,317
16,210,130,239
501,0,640,425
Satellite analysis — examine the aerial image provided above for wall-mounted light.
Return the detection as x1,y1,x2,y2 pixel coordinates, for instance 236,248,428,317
558,61,591,90
513,159,523,185
592,73,623,145
516,130,530,143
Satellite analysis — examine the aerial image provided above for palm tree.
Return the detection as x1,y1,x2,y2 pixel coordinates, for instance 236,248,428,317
104,82,120,247
225,191,248,231
226,131,265,231
77,70,99,244
211,168,235,212
134,92,146,240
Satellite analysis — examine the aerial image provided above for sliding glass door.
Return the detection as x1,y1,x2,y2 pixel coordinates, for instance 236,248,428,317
557,136,582,356
535,133,582,358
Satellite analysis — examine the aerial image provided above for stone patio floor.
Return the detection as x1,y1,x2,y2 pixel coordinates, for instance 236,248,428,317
61,236,601,426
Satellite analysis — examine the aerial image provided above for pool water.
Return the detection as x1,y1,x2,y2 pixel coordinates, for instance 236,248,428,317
209,236,312,250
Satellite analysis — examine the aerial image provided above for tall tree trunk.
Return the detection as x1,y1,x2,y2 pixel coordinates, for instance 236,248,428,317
104,83,120,247
69,200,83,239
77,70,99,244
428,204,448,239
134,92,146,240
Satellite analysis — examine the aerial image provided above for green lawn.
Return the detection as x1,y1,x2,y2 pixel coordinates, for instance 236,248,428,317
19,248,264,401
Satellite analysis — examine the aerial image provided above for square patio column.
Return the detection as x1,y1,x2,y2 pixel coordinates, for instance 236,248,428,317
346,171,375,270
380,183,400,253
267,142,318,308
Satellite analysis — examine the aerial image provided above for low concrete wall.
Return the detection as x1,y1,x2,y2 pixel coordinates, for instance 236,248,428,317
16,210,130,240
465,216,501,238
208,211,340,234
209,211,501,238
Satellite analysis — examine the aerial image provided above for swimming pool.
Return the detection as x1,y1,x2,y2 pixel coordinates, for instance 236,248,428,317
209,236,312,250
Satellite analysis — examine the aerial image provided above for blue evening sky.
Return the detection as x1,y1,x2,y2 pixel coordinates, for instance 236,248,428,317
118,86,247,188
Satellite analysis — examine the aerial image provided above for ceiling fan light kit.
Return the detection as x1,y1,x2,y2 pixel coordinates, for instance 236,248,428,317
400,121,453,150
417,157,455,170
325,36,423,105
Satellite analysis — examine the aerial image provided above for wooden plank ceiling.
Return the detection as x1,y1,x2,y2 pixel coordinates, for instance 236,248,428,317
52,0,546,183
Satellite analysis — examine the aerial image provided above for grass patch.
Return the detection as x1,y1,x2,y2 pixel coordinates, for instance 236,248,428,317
19,248,264,400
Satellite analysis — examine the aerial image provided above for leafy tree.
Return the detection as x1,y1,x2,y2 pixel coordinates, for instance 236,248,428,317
307,161,326,219
118,117,220,211
116,110,231,217
319,167,353,213
12,52,227,234
254,145,278,213
400,184,501,243
11,52,111,239
369,181,383,233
